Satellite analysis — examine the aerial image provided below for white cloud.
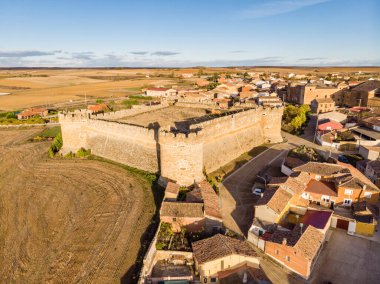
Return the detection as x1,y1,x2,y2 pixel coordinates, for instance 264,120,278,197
240,0,330,19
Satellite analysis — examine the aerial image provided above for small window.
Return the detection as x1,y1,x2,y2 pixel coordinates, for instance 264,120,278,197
275,249,279,255
210,277,217,283
286,256,291,262
344,199,352,206
364,192,372,198
173,217,176,222
345,189,353,195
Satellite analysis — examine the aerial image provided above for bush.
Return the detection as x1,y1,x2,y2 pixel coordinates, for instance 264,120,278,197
64,151,73,158
48,133,63,157
76,148,91,158
96,99,104,103
123,99,139,108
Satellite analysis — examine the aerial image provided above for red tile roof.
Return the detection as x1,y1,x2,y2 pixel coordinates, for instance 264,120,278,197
318,121,343,131
305,180,337,197
192,234,257,264
198,181,222,220
301,210,332,229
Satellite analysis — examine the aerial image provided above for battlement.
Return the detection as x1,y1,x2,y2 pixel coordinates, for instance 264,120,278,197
60,102,283,186
58,110,91,123
158,129,203,143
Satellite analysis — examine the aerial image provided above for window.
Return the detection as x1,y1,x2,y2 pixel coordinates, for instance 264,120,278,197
344,199,352,206
275,249,279,255
173,217,176,222
364,192,372,199
322,195,330,203
344,189,353,195
286,256,291,262
210,277,217,283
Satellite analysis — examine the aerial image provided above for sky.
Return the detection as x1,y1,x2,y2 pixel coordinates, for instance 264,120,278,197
0,0,379,67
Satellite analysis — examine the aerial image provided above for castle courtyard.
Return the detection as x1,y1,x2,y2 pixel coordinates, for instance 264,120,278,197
115,106,211,131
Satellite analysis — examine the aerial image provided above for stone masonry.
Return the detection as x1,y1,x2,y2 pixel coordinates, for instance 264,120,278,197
59,103,283,185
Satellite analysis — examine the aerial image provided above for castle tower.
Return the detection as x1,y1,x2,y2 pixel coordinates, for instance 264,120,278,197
158,131,204,186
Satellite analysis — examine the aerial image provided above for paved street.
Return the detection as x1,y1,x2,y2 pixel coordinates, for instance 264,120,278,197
220,131,340,236
310,230,380,284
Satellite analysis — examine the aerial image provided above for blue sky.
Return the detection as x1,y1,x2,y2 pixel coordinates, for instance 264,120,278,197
0,0,379,67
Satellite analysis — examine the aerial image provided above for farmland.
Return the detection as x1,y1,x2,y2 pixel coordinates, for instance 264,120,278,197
0,127,160,283
1,67,379,111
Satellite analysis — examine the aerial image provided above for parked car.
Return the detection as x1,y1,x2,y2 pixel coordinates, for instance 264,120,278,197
252,187,264,196
338,155,350,164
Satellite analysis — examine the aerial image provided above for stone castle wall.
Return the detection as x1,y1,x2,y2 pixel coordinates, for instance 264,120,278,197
59,104,283,185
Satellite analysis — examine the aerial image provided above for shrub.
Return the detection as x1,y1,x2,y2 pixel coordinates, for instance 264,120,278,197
76,148,91,158
123,99,139,109
48,133,63,157
64,151,73,158
96,99,104,103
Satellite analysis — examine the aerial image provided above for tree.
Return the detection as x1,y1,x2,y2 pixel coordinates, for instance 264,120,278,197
291,115,304,129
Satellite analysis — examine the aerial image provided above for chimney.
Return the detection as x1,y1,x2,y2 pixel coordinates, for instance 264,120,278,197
282,238,287,245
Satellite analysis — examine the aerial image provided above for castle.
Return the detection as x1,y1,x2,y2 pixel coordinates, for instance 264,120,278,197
59,103,283,186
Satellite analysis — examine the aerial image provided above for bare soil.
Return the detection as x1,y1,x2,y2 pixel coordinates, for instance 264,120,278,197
117,106,209,130
0,128,157,283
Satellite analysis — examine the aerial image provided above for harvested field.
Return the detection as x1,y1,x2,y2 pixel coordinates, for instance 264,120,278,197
0,67,379,111
0,128,158,283
117,106,210,130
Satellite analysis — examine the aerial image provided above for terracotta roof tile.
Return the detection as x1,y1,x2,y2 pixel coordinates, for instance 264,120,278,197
160,201,204,218
192,234,257,264
293,162,349,176
198,181,222,220
305,180,337,197
165,182,180,195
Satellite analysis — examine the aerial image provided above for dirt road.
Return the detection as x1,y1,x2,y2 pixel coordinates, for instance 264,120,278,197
0,128,156,283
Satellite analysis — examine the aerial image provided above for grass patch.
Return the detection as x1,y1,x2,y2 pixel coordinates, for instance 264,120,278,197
129,95,153,100
39,126,61,138
122,99,139,108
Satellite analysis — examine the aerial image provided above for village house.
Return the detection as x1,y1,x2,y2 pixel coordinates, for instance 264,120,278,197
363,160,380,187
160,181,222,234
17,107,48,120
256,95,283,107
87,103,109,114
317,120,343,133
358,145,380,160
286,83,347,105
212,98,233,110
361,116,380,132
192,234,263,284
160,201,205,232
317,111,347,124
145,87,177,97
340,80,380,109
264,224,325,279
311,98,335,113
197,181,223,233
292,162,379,207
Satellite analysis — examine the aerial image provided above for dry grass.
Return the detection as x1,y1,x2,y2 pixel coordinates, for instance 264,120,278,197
0,128,158,283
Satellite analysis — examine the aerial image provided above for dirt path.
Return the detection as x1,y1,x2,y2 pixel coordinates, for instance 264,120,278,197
0,128,156,283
